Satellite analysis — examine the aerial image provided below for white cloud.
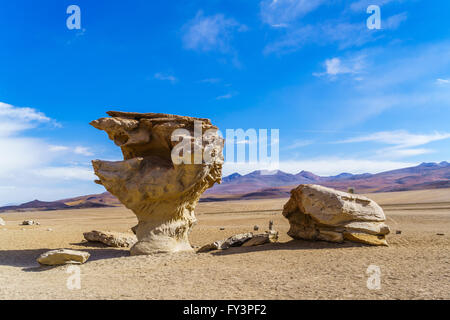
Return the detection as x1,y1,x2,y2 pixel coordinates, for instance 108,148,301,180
182,11,246,53
263,4,407,55
0,102,55,136
74,146,94,156
200,78,221,84
437,78,450,85
216,93,234,100
350,0,406,12
32,166,95,181
49,145,69,152
339,131,450,148
260,0,326,26
337,130,450,159
0,102,99,205
284,139,314,150
383,12,408,30
154,73,178,83
314,55,366,78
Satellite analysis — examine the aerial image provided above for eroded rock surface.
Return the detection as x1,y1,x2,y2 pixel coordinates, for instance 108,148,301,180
91,111,223,255
198,230,279,252
282,184,390,246
37,249,90,265
83,230,137,248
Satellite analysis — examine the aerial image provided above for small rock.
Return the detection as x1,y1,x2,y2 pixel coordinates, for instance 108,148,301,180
253,225,259,231
47,228,53,232
219,227,225,231
37,249,90,266
396,230,402,235
83,230,137,248
0,217,5,226
242,231,278,247
22,220,39,226
269,220,274,231
198,233,254,252
437,233,445,236
343,232,388,246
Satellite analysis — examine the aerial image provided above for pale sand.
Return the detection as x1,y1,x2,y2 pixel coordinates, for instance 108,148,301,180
0,189,449,300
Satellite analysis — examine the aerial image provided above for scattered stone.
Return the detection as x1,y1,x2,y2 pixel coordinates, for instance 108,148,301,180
396,230,402,235
220,227,225,231
47,228,53,231
83,230,137,248
269,220,274,231
22,220,40,226
437,233,445,236
198,233,254,252
91,112,223,255
253,225,259,231
282,184,390,246
343,232,388,246
221,233,253,249
37,249,90,266
242,231,279,247
0,217,5,226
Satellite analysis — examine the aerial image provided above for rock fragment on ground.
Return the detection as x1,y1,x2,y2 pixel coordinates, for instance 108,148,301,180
0,217,5,226
83,230,137,247
198,229,279,252
242,231,278,247
37,249,90,266
22,220,40,226
282,184,390,246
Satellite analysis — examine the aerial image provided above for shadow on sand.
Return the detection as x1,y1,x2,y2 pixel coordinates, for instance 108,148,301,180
209,239,370,256
0,247,130,272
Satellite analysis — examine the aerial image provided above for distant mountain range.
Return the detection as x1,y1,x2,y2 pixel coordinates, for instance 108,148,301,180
1,162,449,212
203,161,450,200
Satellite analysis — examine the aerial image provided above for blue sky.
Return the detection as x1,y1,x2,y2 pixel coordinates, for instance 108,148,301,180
1,0,450,204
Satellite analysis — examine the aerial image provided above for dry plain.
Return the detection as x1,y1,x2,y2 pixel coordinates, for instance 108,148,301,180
0,188,449,300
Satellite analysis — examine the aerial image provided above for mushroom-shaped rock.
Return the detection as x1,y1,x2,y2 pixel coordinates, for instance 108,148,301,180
282,184,390,246
90,111,223,255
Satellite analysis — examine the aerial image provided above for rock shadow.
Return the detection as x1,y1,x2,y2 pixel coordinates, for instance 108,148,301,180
0,247,130,271
208,239,371,256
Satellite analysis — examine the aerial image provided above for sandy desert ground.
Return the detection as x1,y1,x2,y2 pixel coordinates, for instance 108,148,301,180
0,188,449,300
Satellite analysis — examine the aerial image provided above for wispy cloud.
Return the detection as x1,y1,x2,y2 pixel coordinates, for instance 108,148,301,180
260,0,326,26
314,55,366,78
154,72,178,84
0,102,99,205
338,130,450,158
216,93,235,100
182,11,247,53
199,78,221,84
350,0,406,12
436,78,450,85
284,139,314,150
339,130,450,148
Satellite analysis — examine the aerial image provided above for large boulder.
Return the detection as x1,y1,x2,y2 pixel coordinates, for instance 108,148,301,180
282,184,390,246
91,112,223,255
37,249,90,265
83,230,137,248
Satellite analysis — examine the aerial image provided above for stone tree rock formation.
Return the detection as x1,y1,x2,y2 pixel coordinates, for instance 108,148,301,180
90,111,224,255
282,184,390,246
